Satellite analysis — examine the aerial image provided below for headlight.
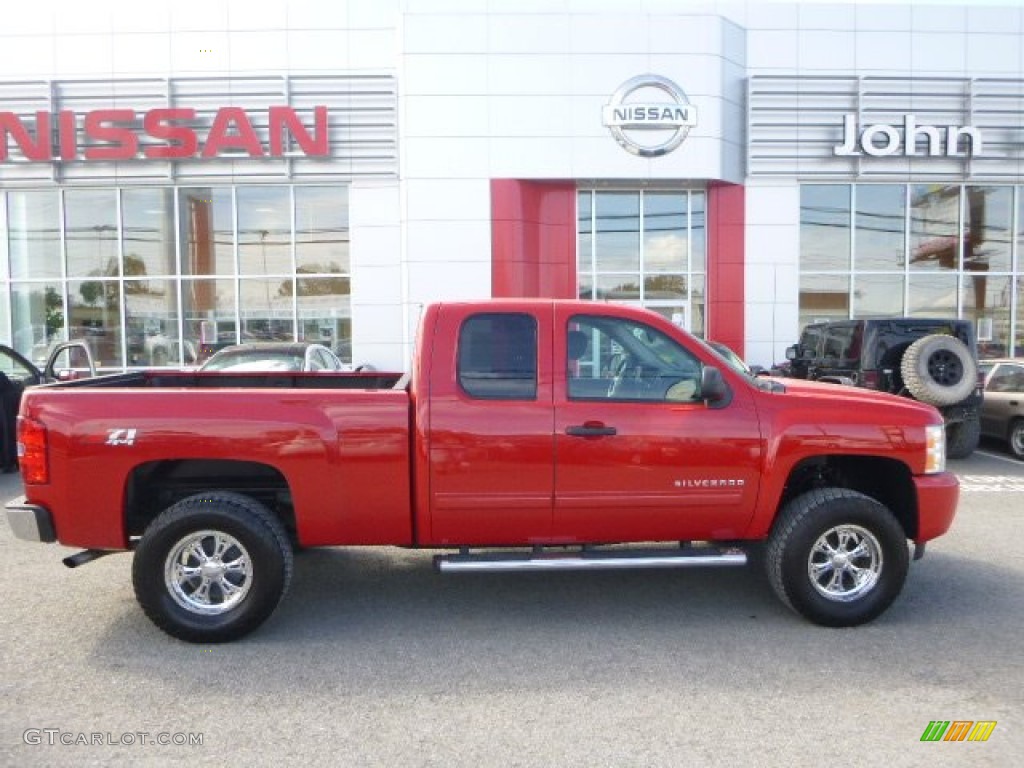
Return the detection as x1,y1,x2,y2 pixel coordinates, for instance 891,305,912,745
925,424,946,474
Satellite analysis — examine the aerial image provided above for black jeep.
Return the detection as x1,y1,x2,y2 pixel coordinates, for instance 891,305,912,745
784,318,982,458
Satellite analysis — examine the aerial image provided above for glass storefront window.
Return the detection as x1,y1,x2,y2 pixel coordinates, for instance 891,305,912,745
3,183,352,369
963,273,1011,358
965,186,1012,273
295,186,348,275
183,278,236,364
238,187,291,276
908,273,957,317
179,188,234,277
1015,277,1024,357
577,191,593,292
801,183,1022,359
595,192,640,273
596,274,640,301
643,193,686,273
239,278,294,342
8,191,61,280
689,274,705,337
65,190,119,280
124,279,182,366
691,193,706,274
853,274,905,317
10,282,63,362
643,274,686,300
910,184,960,271
66,279,123,368
296,276,351,362
799,274,850,328
855,186,905,271
800,185,850,271
0,193,7,281
1019,193,1024,270
122,188,175,277
578,274,593,301
579,189,706,332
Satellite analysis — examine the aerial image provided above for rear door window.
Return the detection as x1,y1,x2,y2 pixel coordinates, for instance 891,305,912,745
457,313,537,400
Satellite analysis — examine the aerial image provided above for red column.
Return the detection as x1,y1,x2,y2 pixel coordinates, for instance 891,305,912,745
706,182,745,357
491,179,576,299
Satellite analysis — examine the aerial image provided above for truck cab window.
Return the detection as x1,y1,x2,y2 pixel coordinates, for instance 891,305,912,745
457,313,537,400
566,314,701,402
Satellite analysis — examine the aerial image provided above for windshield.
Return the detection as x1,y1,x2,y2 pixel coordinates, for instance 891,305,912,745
703,340,752,376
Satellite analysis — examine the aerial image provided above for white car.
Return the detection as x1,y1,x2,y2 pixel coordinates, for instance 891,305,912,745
200,342,348,372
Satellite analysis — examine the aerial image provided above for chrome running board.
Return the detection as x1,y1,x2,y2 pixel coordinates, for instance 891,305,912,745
435,546,747,573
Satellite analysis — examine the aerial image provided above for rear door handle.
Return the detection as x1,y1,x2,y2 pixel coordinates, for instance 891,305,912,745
566,422,617,437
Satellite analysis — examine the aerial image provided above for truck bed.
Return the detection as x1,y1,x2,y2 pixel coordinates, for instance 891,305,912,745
49,369,407,391
17,369,414,550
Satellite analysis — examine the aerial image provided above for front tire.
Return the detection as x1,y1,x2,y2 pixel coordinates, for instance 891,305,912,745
766,489,909,627
132,491,293,643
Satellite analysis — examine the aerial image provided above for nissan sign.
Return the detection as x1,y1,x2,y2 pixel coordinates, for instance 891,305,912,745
602,75,697,157
0,106,329,162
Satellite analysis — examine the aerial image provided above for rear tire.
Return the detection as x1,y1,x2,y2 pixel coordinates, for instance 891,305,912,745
1009,418,1024,460
132,491,293,643
946,413,980,459
766,489,909,627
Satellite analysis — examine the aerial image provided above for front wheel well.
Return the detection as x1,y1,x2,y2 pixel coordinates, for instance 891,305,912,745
125,459,295,544
779,455,917,539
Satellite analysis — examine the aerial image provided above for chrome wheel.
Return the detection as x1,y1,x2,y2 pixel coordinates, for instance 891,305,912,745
164,530,253,615
807,524,883,602
1010,421,1024,459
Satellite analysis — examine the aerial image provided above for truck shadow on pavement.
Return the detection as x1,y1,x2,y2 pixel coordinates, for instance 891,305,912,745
87,545,1022,697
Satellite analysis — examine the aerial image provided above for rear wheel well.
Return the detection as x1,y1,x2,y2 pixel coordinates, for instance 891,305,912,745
125,460,296,544
779,456,917,539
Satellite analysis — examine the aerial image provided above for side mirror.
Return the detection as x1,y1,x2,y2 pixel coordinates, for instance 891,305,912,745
701,366,732,408
785,344,799,361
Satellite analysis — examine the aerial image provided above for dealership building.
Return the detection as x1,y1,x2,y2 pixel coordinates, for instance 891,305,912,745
1,0,1023,371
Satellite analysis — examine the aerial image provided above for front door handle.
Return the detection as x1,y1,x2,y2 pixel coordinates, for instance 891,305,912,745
566,422,617,437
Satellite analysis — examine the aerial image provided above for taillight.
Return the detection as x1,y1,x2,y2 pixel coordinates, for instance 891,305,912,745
861,370,880,389
17,416,48,485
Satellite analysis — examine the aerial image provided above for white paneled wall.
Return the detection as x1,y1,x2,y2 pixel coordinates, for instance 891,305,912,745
350,180,404,368
745,180,800,370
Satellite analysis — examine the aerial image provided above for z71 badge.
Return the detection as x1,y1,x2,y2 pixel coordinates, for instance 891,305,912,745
105,429,137,446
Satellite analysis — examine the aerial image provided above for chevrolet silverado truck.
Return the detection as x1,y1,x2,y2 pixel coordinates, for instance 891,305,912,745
5,300,958,643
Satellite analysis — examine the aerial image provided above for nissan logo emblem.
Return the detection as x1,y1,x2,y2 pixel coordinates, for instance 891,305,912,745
601,75,697,157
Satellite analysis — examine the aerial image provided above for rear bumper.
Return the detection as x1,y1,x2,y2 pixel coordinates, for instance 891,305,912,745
5,497,56,543
913,472,960,543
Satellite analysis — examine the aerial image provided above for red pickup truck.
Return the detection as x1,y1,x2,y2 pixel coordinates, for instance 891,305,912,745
5,300,958,642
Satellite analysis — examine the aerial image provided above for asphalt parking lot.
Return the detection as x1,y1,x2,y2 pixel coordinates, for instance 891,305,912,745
1,444,1022,768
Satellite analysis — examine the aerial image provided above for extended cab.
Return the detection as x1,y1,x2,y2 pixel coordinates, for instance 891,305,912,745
5,301,959,642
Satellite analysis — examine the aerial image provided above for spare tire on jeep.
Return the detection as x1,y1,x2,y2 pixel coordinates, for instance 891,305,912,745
900,334,977,407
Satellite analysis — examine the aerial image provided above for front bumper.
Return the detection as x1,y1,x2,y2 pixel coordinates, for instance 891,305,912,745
5,497,56,543
914,472,960,543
